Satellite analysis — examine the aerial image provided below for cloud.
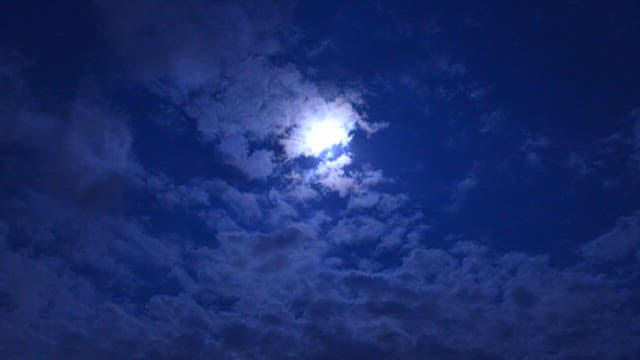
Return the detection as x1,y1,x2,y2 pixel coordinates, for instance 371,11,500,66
347,191,410,218
157,178,275,228
2,117,640,359
479,110,503,133
95,0,289,93
285,184,320,203
447,166,478,212
3,2,640,359
217,133,276,179
328,216,387,245
566,151,595,176
557,108,640,183
600,108,640,179
286,157,391,199
520,133,550,169
0,222,7,249
5,225,639,358
312,154,356,196
97,0,386,182
579,211,640,264
97,0,297,179
347,191,382,210
630,108,640,169
0,96,141,213
281,97,359,158
435,56,468,77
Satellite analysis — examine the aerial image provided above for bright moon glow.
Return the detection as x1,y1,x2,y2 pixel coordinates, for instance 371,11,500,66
281,98,361,159
303,117,351,156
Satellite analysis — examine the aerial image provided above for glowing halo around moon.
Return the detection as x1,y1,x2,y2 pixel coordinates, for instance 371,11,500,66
302,116,352,156
281,98,360,160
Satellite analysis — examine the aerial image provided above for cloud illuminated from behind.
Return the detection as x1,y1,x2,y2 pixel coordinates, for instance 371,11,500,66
282,97,360,159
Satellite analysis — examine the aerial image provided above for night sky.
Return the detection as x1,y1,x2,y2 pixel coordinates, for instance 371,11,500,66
2,1,640,359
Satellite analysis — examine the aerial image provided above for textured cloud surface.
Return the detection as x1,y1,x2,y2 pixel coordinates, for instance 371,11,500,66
2,1,640,359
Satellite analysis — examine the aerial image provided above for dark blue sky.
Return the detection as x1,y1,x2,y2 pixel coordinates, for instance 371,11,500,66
2,1,640,358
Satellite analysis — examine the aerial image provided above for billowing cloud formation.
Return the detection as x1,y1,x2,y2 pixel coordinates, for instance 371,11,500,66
313,154,355,196
98,0,385,182
2,1,640,359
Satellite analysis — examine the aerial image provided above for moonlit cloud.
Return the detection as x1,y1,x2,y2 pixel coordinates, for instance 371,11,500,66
275,96,389,197
301,117,351,156
312,153,355,196
4,1,640,358
281,97,360,159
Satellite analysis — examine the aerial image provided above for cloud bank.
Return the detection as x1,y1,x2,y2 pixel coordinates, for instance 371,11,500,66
1,1,640,359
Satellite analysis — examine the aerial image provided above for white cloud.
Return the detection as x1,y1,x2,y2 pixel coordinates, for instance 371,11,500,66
312,154,355,196
99,0,391,185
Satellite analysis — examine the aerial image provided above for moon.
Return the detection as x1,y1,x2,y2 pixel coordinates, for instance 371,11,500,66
302,116,352,156
280,98,362,160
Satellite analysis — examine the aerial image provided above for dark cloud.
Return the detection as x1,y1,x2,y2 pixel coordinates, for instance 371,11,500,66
566,151,595,176
579,211,640,264
447,166,478,212
2,153,640,359
630,108,640,171
96,0,294,179
95,0,291,92
520,134,550,170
